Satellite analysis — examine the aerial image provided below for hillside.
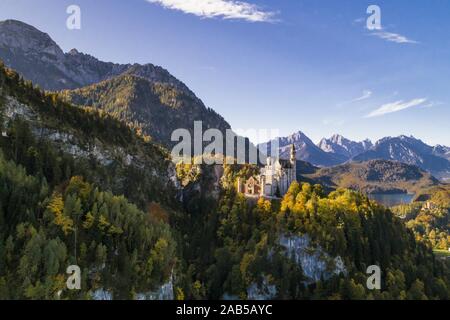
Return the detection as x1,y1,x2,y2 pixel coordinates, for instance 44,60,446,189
303,159,439,194
59,74,230,147
392,185,450,253
0,60,182,209
176,164,450,299
0,61,179,299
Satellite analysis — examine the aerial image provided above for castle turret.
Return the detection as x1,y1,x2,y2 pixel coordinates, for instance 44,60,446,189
290,144,296,165
290,144,297,182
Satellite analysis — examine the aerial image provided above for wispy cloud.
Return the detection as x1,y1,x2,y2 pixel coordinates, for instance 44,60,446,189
421,101,443,108
337,90,372,107
365,98,427,118
322,118,345,126
353,17,365,25
371,31,418,44
353,17,419,44
146,0,276,22
352,90,372,102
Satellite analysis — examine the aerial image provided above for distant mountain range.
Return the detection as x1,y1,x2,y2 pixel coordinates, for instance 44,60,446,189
261,132,450,181
433,145,450,161
318,134,372,159
352,136,450,181
259,131,348,167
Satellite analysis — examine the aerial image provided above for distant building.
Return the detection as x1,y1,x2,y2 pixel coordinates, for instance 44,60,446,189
237,144,297,198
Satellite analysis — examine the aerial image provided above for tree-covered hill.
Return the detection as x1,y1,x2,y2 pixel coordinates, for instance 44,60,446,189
0,60,182,209
0,156,176,299
174,163,450,300
303,159,439,195
59,74,230,147
0,61,179,299
392,185,450,253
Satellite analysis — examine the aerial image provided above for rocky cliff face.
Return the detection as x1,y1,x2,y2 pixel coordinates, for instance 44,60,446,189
92,278,174,300
0,84,180,210
433,145,450,162
3,95,140,168
136,276,174,300
279,234,346,283
247,276,277,300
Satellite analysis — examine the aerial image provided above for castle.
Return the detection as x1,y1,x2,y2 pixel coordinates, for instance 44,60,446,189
237,144,297,198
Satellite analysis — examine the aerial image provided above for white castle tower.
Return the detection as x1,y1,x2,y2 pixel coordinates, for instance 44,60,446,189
290,144,297,183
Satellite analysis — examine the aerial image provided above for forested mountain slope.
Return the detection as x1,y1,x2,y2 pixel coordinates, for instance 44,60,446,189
0,61,178,299
60,74,230,147
175,163,450,300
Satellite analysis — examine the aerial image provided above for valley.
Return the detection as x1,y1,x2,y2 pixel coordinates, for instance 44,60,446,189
300,159,440,196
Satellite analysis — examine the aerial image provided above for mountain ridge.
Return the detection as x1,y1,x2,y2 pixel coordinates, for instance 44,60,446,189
258,131,348,167
0,19,231,147
318,133,372,159
353,135,450,181
0,19,193,93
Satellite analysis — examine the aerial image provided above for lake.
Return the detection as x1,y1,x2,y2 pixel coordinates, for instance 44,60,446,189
368,193,415,207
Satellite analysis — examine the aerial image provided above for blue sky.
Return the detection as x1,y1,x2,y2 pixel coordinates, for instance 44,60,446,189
1,0,449,145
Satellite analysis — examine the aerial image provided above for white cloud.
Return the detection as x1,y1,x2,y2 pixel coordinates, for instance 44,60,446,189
371,31,418,44
337,90,372,107
352,90,372,102
421,101,443,108
146,0,276,22
322,118,345,126
365,98,427,118
353,17,365,24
